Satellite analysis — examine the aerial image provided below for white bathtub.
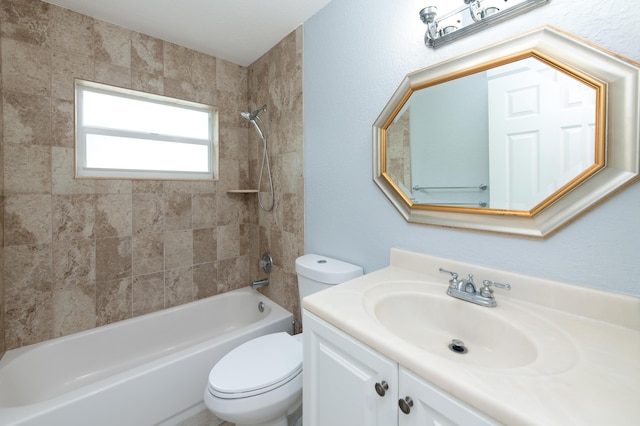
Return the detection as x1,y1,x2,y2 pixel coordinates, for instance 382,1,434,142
0,288,294,426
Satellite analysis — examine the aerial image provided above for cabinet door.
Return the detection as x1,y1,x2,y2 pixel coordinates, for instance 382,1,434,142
303,311,398,426
398,368,499,426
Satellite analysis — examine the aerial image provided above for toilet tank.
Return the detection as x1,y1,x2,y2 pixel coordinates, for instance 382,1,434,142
295,254,363,308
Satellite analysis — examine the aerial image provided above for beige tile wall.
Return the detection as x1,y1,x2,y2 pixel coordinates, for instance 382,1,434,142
0,0,304,350
247,28,305,332
386,109,412,190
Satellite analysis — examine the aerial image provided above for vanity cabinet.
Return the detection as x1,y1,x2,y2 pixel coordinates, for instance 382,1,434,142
398,368,498,426
303,310,398,425
303,311,498,426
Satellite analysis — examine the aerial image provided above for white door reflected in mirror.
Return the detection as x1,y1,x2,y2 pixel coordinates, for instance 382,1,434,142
487,57,596,210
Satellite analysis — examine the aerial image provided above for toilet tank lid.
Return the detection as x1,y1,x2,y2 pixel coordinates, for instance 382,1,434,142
295,254,363,284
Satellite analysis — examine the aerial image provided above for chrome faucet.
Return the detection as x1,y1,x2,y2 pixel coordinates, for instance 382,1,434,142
251,278,269,290
439,268,510,307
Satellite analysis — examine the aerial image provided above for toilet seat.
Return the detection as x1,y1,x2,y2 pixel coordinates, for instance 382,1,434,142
207,332,302,399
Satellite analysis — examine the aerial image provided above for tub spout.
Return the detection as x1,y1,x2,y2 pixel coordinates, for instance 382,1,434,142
251,278,269,290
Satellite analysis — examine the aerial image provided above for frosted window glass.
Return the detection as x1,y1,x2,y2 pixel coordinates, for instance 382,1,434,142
82,91,210,140
86,135,209,172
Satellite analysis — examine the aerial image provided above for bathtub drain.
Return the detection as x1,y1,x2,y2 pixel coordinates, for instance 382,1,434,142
448,339,468,354
258,301,265,312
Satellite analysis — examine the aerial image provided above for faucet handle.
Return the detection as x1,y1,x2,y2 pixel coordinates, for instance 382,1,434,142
439,268,459,279
480,279,511,297
482,279,510,289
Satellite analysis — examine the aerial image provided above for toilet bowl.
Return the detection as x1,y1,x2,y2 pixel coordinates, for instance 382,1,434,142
204,254,363,426
204,333,302,426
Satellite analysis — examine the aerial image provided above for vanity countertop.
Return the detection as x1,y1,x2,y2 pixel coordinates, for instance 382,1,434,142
303,248,640,425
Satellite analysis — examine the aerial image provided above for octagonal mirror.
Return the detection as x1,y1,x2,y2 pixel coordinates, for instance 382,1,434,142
373,26,640,238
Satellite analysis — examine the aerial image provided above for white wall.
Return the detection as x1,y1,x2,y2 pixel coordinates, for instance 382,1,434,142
303,0,640,296
410,73,489,206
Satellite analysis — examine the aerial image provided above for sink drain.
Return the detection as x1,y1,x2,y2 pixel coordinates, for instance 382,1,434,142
448,339,468,354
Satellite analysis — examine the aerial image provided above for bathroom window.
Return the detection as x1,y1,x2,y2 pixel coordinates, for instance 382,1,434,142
75,80,218,180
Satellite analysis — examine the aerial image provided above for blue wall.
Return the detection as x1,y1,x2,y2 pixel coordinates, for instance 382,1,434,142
303,0,640,296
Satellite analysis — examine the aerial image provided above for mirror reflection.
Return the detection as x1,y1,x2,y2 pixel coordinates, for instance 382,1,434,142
385,57,597,211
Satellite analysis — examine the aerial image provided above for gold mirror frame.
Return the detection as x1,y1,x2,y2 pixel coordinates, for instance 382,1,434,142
373,26,640,238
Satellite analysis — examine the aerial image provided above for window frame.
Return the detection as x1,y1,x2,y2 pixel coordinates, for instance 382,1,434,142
75,79,218,180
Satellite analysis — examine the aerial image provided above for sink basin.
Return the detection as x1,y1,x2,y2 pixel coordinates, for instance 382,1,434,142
363,281,577,372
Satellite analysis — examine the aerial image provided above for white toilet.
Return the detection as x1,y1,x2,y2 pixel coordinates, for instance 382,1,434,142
203,254,363,426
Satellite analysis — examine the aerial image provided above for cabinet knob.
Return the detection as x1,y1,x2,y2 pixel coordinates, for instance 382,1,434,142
399,396,414,414
374,381,389,397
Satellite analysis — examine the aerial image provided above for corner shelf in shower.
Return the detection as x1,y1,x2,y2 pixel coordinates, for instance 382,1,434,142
226,189,259,194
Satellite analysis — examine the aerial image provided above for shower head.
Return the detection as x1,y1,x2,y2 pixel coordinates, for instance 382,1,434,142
241,105,267,140
241,105,267,121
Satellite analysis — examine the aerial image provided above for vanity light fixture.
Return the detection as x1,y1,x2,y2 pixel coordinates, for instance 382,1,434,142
420,0,550,48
